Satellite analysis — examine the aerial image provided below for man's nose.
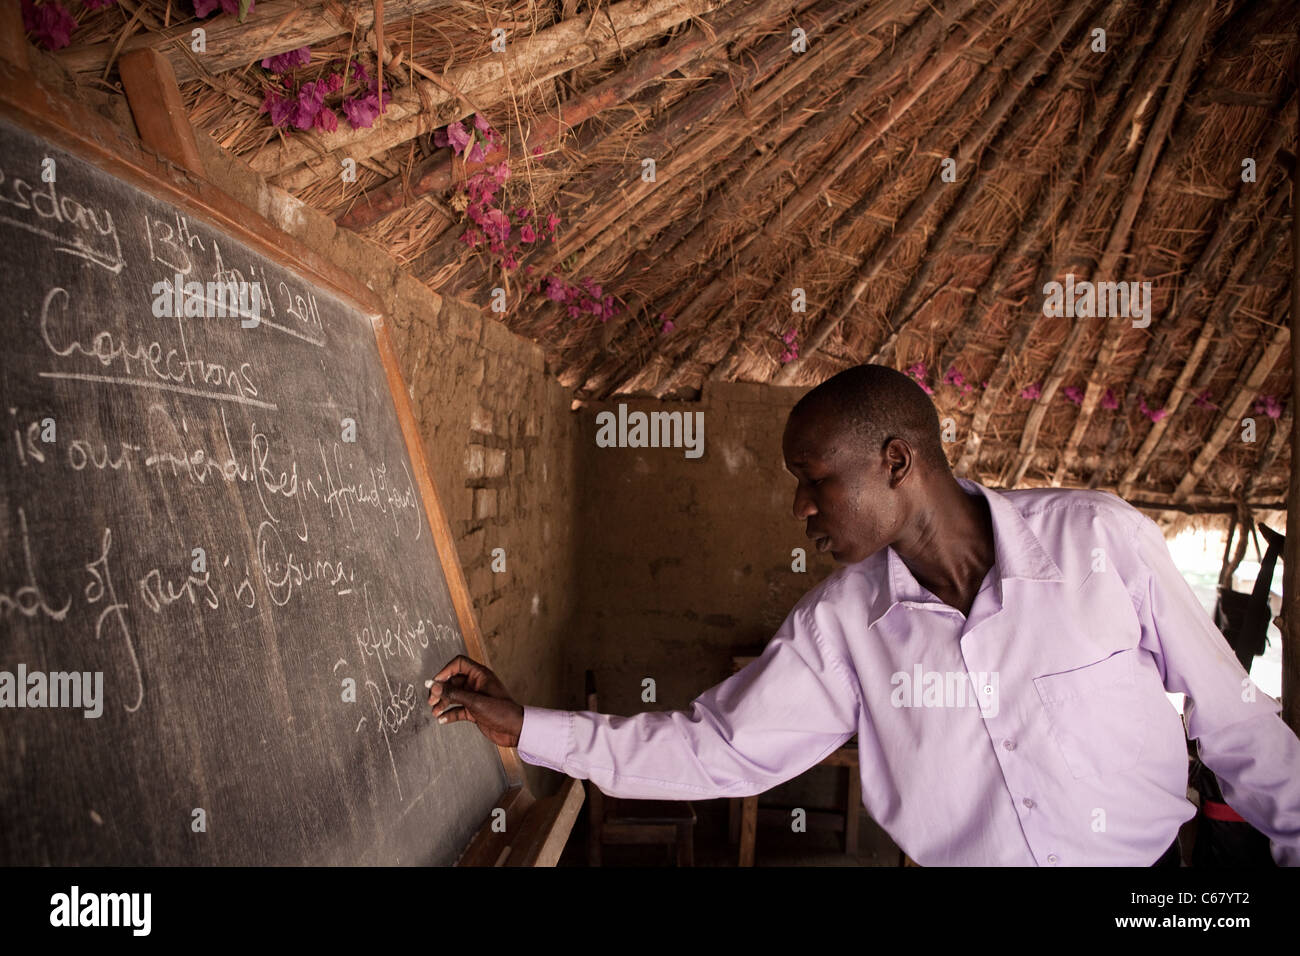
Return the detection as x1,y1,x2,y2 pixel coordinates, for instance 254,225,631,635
792,489,817,520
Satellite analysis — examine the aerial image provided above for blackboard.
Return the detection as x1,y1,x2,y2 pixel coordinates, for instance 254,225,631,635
0,111,511,865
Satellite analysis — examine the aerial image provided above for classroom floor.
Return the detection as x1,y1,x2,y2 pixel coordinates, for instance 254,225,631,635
558,798,903,867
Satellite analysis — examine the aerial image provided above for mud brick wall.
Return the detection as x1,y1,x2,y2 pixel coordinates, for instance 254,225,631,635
572,381,846,813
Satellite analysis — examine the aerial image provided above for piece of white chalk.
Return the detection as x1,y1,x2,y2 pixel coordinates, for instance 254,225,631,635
424,679,434,688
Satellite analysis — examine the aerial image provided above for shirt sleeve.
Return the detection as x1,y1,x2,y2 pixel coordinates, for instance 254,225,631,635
516,603,860,799
1128,511,1300,866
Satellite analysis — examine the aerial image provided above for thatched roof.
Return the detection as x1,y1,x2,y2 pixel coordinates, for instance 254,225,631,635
45,0,1297,520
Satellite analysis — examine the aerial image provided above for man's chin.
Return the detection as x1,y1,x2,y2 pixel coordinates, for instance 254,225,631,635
831,543,872,565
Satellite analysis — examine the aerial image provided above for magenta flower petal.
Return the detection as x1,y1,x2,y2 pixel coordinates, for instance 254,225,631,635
23,0,78,50
262,46,311,74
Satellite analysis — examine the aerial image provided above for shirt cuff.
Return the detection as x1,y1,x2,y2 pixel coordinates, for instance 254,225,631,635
516,705,574,772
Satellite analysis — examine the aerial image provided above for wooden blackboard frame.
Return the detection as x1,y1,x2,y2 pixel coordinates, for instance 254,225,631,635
0,28,581,867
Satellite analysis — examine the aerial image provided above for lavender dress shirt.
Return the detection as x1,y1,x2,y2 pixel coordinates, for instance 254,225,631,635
517,478,1300,865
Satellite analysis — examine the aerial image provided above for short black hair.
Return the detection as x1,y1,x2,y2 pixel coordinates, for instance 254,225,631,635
789,364,950,474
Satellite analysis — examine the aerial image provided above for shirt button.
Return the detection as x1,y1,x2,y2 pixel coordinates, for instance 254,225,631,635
983,684,993,695
1047,854,1058,865
1002,739,1016,751
1022,797,1035,809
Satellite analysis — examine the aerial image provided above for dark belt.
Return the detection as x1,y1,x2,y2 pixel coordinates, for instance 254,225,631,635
1150,837,1181,868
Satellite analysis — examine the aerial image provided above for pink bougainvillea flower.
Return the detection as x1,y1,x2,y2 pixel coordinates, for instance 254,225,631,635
341,90,387,129
501,250,519,270
321,70,343,93
567,304,583,319
465,141,486,164
438,122,469,152
982,380,990,388
546,212,560,235
1021,383,1041,400
313,107,338,133
482,208,511,243
531,145,544,156
194,0,253,17
544,275,567,302
780,346,799,364
83,0,116,9
350,59,370,87
514,206,533,220
905,362,934,393
943,365,966,387
601,295,617,320
661,317,675,334
458,227,482,248
1138,396,1167,423
23,0,77,50
782,329,798,346
491,162,511,184
1063,386,1084,406
473,113,492,134
519,224,537,244
291,80,326,129
1253,394,1282,419
260,90,296,128
1101,387,1119,410
262,46,310,73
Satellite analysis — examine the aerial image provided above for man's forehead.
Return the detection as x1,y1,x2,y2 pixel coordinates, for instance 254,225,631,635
784,406,850,457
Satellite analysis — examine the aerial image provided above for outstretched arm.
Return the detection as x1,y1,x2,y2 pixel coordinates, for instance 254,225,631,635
431,604,860,800
1129,512,1300,866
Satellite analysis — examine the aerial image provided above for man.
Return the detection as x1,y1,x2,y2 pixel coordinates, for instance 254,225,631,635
428,364,1300,865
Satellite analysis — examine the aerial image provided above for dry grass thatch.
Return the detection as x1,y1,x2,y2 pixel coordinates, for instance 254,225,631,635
46,0,1300,526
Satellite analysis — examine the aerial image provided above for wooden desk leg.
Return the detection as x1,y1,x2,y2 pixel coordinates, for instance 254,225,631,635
739,795,758,867
729,796,740,844
677,823,694,867
846,770,861,854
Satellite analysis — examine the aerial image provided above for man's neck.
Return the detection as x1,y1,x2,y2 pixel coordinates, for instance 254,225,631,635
896,479,996,611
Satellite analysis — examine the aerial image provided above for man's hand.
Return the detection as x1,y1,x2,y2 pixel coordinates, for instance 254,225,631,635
427,655,524,748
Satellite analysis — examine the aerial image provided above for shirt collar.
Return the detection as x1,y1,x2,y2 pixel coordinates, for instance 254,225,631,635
879,477,1064,616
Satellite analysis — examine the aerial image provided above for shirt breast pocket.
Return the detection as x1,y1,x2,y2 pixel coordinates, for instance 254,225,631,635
1033,648,1150,779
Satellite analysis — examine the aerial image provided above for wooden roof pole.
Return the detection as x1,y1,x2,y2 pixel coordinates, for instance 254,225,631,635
561,0,939,394
922,0,1164,384
1117,191,1290,497
590,0,997,396
948,0,1190,480
1169,297,1288,494
655,4,1042,396
993,0,1213,484
865,0,1130,369
554,37,888,394
1243,398,1293,503
1002,0,1291,487
770,0,1096,387
428,0,889,298
1034,3,1206,486
1282,68,1299,733
262,0,727,190
1087,106,1295,489
338,0,816,232
55,0,440,83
